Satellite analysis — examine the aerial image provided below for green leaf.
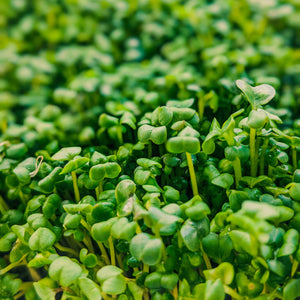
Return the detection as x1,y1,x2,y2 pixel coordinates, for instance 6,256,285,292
180,218,210,251
33,280,56,300
49,257,82,287
130,233,163,265
111,218,137,240
147,206,183,236
204,262,234,285
51,147,82,161
89,162,121,181
60,156,89,175
211,174,234,189
115,179,136,204
277,229,299,257
205,279,225,300
151,106,173,126
91,218,118,242
150,126,167,145
229,230,258,257
283,279,300,300
97,266,126,295
202,233,233,263
0,232,17,252
236,80,275,109
78,277,102,300
166,137,200,154
28,227,56,251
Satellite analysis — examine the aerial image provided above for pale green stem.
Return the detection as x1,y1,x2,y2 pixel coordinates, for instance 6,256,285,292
109,236,116,266
250,128,257,177
172,284,178,300
95,181,103,200
200,242,211,269
83,236,95,254
292,147,298,170
0,195,9,215
177,229,183,250
28,266,41,281
0,254,28,275
232,158,242,189
97,241,110,265
224,286,244,300
198,97,205,121
71,171,80,203
55,243,78,257
116,253,123,269
291,259,299,278
143,290,150,300
143,263,149,273
186,152,199,196
259,138,269,175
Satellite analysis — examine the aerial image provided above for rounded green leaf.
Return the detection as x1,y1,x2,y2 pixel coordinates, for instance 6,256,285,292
91,218,117,242
49,256,82,287
130,233,163,266
166,137,200,154
28,227,56,251
204,262,234,285
78,277,102,300
60,156,89,175
247,110,268,129
97,265,126,295
51,147,82,161
150,126,167,145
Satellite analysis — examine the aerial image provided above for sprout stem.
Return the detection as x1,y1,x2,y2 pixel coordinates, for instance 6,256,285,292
186,152,199,196
143,263,149,273
116,253,123,269
108,236,116,266
224,286,244,300
250,128,257,177
71,171,80,203
28,266,41,281
198,97,205,121
232,158,242,188
97,241,110,265
55,243,78,257
0,195,9,215
172,284,178,300
200,242,211,269
291,259,299,278
0,254,28,275
259,138,269,175
292,147,297,170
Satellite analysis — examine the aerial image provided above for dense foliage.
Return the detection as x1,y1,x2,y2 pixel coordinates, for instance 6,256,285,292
0,0,300,299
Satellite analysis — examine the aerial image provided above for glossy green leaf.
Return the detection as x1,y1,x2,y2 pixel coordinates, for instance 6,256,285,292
236,80,275,109
277,229,299,257
204,262,234,285
283,279,300,300
49,256,82,287
97,265,126,295
130,233,163,265
180,218,210,251
28,227,56,251
78,277,102,300
166,137,200,154
60,156,89,175
89,162,121,181
51,147,82,161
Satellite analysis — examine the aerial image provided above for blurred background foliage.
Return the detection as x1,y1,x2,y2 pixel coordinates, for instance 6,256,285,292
0,0,299,141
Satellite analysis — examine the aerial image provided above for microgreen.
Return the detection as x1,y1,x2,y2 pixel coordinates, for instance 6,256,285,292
1,1,300,299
